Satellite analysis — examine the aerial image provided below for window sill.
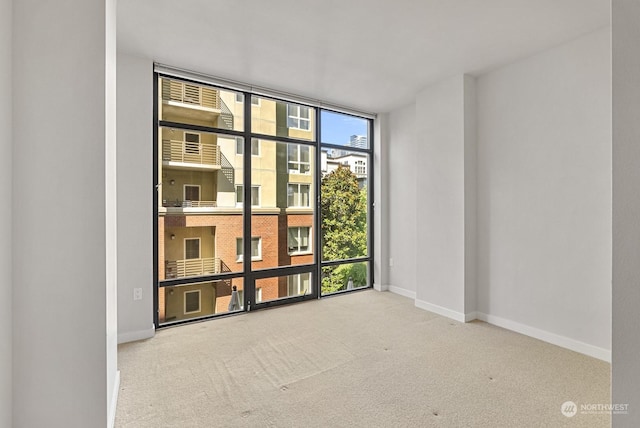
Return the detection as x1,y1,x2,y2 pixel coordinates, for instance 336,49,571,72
288,251,312,256
285,207,313,214
237,257,263,263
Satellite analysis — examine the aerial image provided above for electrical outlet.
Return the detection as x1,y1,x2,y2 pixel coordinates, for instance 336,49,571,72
389,258,394,267
133,288,142,301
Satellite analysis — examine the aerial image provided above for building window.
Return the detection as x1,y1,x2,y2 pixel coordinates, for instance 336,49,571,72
237,289,244,309
234,288,262,309
251,186,260,206
184,238,200,259
288,144,310,174
236,93,260,105
236,138,260,156
235,186,242,205
288,273,311,296
236,237,262,262
287,104,310,130
288,227,311,254
183,185,200,204
184,290,201,314
184,132,200,154
236,185,260,207
287,183,310,207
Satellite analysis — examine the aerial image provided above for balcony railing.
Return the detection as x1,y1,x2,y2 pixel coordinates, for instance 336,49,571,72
162,79,220,109
165,257,221,279
163,200,217,208
162,140,221,167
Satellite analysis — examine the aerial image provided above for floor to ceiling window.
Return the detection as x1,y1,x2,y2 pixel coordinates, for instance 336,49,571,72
154,67,373,326
319,111,371,296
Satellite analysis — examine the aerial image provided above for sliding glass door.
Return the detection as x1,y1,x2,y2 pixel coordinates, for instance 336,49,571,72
153,70,372,326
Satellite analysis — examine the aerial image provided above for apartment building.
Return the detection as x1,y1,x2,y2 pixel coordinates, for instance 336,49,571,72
157,77,315,323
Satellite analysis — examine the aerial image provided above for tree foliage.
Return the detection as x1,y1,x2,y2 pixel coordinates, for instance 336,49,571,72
321,166,367,293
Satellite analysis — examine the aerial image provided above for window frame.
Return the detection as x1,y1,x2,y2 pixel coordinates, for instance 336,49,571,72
183,184,200,203
235,136,244,155
288,272,311,296
183,289,201,314
236,236,262,262
183,131,201,155
287,104,311,130
236,137,260,156
287,183,311,207
154,71,374,327
288,226,312,255
251,138,260,156
184,237,201,260
287,144,311,174
236,185,261,207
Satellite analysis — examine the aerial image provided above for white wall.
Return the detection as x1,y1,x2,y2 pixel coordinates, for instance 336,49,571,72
413,75,474,320
612,0,640,425
106,0,119,425
387,103,417,298
385,28,611,360
463,75,477,316
476,28,611,358
0,0,11,425
373,113,390,291
117,53,154,343
12,0,117,426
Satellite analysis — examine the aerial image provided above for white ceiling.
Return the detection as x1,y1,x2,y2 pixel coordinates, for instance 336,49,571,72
117,0,609,113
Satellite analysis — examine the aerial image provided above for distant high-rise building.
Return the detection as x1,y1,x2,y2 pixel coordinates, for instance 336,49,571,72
331,135,368,158
349,134,367,149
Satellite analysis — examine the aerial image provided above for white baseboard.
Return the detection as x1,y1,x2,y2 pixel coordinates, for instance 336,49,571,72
118,325,155,344
475,312,611,362
373,283,389,292
388,286,416,300
108,370,120,428
415,299,467,323
464,311,478,322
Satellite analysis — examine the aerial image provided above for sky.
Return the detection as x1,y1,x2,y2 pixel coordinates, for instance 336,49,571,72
320,110,368,147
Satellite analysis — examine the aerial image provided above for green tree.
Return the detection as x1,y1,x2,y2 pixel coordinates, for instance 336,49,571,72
321,166,367,293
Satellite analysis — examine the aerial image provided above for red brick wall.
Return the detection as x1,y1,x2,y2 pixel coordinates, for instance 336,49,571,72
159,211,316,319
251,214,279,270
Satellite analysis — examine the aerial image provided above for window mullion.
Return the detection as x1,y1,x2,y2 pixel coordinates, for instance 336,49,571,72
243,90,253,310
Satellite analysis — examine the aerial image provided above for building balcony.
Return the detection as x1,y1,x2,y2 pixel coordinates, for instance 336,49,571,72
162,79,221,110
162,199,218,214
165,257,221,279
161,79,236,128
162,140,221,169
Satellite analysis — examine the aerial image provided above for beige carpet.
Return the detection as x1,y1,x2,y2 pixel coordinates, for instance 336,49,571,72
116,290,610,427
